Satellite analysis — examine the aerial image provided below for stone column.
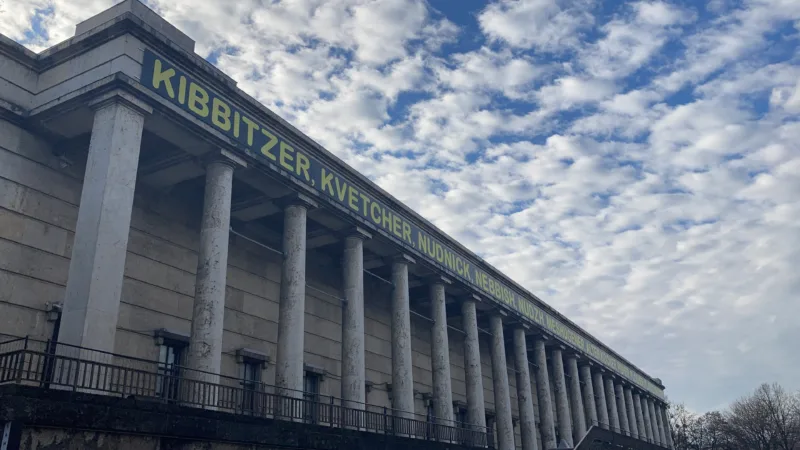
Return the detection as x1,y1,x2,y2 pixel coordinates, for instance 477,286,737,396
512,327,537,450
661,405,674,449
489,314,514,450
650,399,662,445
580,365,598,429
186,151,245,391
567,356,586,442
551,348,573,446
605,377,620,432
533,340,556,450
430,277,454,423
391,254,415,417
461,297,486,431
59,92,151,353
275,195,316,397
615,384,630,435
624,387,640,439
633,393,647,441
341,228,371,410
653,400,666,446
593,372,609,429
641,395,654,442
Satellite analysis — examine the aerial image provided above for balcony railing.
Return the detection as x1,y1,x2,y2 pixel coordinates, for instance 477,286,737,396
0,337,490,447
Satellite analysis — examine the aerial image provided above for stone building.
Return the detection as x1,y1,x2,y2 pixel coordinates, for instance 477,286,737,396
0,2,673,450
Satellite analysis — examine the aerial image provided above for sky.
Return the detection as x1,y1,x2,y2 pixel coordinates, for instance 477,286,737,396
3,0,800,413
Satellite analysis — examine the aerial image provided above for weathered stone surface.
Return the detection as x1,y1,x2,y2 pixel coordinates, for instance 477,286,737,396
489,315,514,450
533,340,556,450
461,299,486,430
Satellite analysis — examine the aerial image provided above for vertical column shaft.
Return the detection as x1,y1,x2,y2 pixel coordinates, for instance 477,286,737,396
661,405,674,449
551,349,573,446
567,357,586,442
615,384,630,435
430,279,454,423
187,158,237,384
489,315,514,450
593,372,610,429
391,255,415,417
59,95,150,353
462,299,486,430
512,328,538,450
605,377,620,432
275,199,312,396
580,365,598,428
652,400,665,446
341,229,370,409
534,340,556,450
641,396,654,442
624,388,640,439
648,399,661,445
633,393,647,441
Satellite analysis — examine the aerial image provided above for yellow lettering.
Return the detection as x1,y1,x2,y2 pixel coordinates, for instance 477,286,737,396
233,111,241,138
348,186,359,211
417,233,429,254
321,168,334,196
296,152,311,181
279,142,294,171
211,98,231,131
188,83,209,117
455,258,464,276
334,177,348,202
152,59,175,98
241,116,259,147
434,242,444,263
392,216,402,238
444,251,454,272
178,76,187,104
260,129,278,160
402,221,411,244
382,208,392,230
370,202,381,224
359,193,371,216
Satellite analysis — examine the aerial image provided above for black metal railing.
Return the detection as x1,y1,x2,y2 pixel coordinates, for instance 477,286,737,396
0,337,490,447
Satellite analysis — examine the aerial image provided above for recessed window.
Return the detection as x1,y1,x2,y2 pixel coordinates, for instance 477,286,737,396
303,371,322,423
241,360,262,412
156,342,185,400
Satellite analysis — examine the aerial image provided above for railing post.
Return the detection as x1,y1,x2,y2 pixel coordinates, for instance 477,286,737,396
330,396,335,427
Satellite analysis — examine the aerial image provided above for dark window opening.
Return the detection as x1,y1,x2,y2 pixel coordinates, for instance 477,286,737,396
241,360,262,412
303,371,321,423
156,342,184,401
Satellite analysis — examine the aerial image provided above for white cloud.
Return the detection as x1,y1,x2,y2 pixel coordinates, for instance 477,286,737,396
478,0,594,52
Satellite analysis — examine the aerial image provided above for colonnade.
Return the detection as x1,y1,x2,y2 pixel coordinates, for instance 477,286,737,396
58,94,674,450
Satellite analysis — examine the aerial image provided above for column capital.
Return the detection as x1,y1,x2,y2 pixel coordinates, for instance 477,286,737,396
513,322,531,332
490,308,508,319
203,148,248,169
426,273,452,286
340,226,372,240
386,253,415,265
276,192,318,210
462,292,483,304
89,89,153,116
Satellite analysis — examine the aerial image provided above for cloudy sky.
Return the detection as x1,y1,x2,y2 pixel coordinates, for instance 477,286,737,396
4,0,800,412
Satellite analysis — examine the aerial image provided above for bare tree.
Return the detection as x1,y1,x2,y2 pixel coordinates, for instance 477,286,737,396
725,383,800,450
669,384,800,450
670,402,696,450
